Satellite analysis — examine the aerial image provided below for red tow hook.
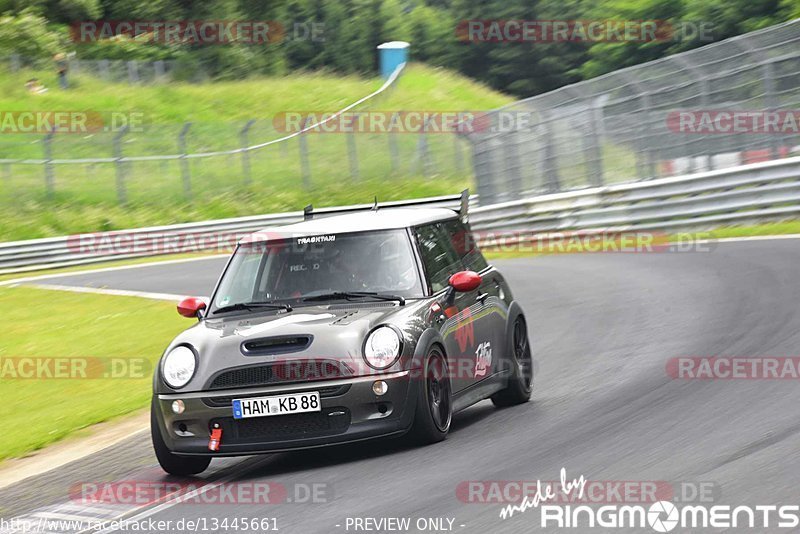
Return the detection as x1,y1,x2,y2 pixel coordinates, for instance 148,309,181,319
208,425,222,452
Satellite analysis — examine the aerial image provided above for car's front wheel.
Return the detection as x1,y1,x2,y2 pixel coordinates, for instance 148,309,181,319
409,347,452,444
491,316,533,407
151,398,211,476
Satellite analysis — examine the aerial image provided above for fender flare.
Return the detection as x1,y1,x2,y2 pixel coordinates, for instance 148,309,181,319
410,328,447,371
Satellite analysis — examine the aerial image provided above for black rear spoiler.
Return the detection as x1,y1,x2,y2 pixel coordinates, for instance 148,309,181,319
303,190,469,221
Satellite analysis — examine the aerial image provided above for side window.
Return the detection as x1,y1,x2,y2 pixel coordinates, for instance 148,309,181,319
414,223,463,293
443,219,489,273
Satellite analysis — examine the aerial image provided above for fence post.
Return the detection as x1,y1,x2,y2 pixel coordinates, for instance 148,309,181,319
154,60,165,82
541,111,561,192
761,59,782,159
178,123,192,199
585,101,605,187
112,125,129,204
299,117,312,188
43,129,55,198
99,59,110,81
417,116,432,177
347,114,359,181
240,119,256,186
453,135,464,174
473,136,497,204
388,112,400,172
503,131,523,197
127,61,140,84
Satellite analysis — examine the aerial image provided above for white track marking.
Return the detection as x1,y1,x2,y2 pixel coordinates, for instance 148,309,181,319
696,233,800,244
22,284,188,302
0,254,227,287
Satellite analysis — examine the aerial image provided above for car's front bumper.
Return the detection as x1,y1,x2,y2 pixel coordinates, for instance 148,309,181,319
154,370,417,456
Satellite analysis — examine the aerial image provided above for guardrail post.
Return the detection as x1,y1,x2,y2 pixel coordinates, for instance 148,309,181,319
240,119,256,186
178,122,192,199
299,116,312,188
43,129,55,198
113,125,129,204
347,114,359,181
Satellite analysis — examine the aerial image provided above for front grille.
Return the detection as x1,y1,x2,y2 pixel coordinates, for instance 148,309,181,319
210,408,351,444
207,360,348,390
201,384,351,407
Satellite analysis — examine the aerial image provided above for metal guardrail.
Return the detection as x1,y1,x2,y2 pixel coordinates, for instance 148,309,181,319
469,156,800,244
1,156,799,275
0,194,465,275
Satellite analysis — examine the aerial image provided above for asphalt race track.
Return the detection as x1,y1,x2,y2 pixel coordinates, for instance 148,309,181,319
4,239,800,533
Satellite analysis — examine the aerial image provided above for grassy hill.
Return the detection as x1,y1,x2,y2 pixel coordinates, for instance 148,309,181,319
0,64,511,241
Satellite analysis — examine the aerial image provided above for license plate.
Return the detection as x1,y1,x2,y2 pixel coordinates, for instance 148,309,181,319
232,391,321,419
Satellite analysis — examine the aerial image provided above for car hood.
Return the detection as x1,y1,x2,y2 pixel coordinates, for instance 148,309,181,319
161,301,427,393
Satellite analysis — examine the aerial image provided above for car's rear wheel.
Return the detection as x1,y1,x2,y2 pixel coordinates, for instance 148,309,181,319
151,398,211,476
409,347,452,444
491,316,533,407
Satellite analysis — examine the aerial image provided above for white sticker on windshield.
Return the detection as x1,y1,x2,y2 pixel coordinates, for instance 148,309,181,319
297,235,336,244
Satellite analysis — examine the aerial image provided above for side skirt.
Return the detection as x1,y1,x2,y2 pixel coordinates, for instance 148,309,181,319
452,371,509,413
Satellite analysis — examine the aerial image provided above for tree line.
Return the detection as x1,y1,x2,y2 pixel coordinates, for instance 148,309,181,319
1,0,797,96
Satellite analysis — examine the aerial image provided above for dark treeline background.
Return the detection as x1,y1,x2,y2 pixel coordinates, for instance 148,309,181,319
1,0,798,97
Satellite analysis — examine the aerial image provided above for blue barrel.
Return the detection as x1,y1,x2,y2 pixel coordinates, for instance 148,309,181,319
377,41,410,78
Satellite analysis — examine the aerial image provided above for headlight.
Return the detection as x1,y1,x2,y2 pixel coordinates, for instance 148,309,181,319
162,345,196,389
364,326,401,369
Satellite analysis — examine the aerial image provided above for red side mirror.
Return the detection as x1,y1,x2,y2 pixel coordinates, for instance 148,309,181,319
448,271,482,292
177,297,206,318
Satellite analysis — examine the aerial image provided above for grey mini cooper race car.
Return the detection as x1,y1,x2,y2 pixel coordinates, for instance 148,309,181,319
151,194,533,475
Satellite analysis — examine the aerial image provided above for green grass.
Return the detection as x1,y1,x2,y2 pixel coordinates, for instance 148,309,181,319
0,64,512,241
0,285,187,460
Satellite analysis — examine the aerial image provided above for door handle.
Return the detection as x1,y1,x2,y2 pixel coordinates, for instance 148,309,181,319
476,292,489,303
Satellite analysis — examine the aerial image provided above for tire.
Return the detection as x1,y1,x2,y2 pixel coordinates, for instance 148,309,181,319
491,316,533,407
151,398,211,476
409,347,452,444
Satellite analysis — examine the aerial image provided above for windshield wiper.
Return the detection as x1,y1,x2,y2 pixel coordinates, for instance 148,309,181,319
302,291,405,305
213,301,293,315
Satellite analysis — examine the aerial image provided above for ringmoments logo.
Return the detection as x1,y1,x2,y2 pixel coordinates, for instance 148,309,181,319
496,468,798,531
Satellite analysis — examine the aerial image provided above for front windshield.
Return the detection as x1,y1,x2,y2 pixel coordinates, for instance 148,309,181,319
211,229,423,311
